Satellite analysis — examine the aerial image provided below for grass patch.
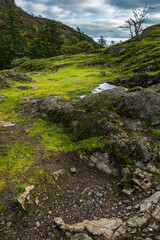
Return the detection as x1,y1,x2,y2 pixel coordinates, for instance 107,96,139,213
151,129,160,136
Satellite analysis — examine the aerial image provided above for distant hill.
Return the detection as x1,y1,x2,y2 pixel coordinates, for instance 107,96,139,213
0,0,98,69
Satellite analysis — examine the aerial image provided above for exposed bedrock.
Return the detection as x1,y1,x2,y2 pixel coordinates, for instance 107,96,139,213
37,85,160,193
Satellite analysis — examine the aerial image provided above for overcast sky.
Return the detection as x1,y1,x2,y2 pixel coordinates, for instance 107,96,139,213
15,0,160,42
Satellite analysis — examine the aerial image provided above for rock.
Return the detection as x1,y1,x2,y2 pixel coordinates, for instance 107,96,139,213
127,212,150,228
54,217,65,226
54,192,160,239
36,221,40,228
0,77,11,89
3,71,32,82
128,86,143,92
70,167,77,173
140,191,160,212
6,213,15,222
0,94,6,99
66,233,93,240
52,170,64,181
32,86,39,90
18,185,34,210
133,168,152,190
96,192,103,198
122,189,134,196
0,121,15,127
17,85,31,90
7,222,12,228
152,204,160,221
37,85,160,193
89,152,118,176
35,197,39,205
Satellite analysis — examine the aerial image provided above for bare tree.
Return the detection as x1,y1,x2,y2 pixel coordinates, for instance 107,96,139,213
124,5,152,38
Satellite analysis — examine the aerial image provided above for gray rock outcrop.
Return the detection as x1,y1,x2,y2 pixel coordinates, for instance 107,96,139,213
55,191,160,240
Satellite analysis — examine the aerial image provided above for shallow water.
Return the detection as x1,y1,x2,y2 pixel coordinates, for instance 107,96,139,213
79,82,117,98
92,82,116,94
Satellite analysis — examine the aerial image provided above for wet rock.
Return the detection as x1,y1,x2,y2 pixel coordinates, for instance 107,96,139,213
18,185,34,210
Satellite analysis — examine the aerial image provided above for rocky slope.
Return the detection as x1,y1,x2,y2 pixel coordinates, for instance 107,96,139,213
37,84,160,196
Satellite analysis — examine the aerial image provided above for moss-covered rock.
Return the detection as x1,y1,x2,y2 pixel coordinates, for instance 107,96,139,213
37,85,160,192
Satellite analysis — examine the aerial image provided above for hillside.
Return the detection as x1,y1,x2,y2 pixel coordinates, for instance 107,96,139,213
0,0,97,69
0,23,160,239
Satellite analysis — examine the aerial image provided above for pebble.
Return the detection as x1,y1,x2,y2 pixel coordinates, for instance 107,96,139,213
7,222,12,228
70,167,77,173
96,192,103,198
36,221,40,228
148,228,153,232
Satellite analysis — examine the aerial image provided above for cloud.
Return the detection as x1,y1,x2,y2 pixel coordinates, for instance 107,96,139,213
108,0,160,9
15,0,160,40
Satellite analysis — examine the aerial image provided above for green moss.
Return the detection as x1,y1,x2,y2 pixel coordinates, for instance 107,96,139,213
0,201,6,211
151,129,160,136
123,170,134,189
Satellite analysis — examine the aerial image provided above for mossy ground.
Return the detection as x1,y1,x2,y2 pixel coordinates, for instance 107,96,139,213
1,29,160,202
0,52,111,209
0,27,160,239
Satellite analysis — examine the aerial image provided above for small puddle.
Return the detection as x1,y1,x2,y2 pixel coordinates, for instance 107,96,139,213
92,82,116,94
80,82,119,99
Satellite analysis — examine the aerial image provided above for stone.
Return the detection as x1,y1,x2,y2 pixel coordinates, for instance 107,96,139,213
0,121,15,127
152,204,160,221
7,222,12,228
32,86,39,89
70,167,77,173
96,192,103,198
127,213,151,228
0,77,11,89
52,170,64,181
140,191,160,212
18,185,34,210
17,85,30,90
122,189,134,196
0,94,6,99
66,233,93,240
36,221,40,228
